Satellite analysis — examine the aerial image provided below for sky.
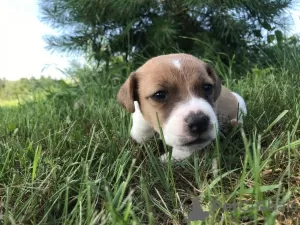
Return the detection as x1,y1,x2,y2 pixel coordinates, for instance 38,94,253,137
0,0,72,80
0,0,299,81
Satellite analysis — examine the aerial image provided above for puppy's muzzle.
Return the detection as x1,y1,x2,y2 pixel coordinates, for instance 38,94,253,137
185,112,210,135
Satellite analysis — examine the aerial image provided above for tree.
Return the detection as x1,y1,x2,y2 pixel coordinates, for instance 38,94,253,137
39,0,292,70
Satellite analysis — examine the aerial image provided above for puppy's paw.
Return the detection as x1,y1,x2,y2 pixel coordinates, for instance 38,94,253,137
231,92,247,115
159,148,194,163
231,92,247,124
159,153,170,162
230,119,243,127
131,128,155,143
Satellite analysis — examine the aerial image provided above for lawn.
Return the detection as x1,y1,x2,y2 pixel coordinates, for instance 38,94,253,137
0,57,300,224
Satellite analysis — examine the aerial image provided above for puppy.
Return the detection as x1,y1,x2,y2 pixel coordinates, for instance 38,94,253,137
117,53,247,162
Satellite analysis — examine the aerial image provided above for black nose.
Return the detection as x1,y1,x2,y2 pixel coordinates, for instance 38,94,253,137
186,113,210,134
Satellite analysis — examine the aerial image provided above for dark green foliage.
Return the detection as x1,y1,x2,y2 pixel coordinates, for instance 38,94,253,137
39,0,292,70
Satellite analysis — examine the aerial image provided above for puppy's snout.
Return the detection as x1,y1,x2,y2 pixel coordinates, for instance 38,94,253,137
186,113,210,134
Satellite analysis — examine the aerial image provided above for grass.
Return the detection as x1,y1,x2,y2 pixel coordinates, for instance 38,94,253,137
0,58,300,225
0,99,20,107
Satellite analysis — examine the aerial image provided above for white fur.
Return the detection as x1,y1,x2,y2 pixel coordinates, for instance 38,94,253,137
130,93,247,163
130,99,218,162
172,59,181,69
159,97,218,162
163,97,218,147
231,92,247,123
130,101,155,143
159,148,194,162
159,140,212,162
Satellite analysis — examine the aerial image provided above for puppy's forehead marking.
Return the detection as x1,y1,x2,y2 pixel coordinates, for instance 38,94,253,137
136,54,213,100
172,59,181,69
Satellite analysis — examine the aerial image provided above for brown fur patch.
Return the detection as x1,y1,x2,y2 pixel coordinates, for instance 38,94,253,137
117,53,240,133
117,53,224,131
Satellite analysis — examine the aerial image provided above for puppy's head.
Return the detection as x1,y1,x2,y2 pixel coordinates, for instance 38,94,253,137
117,53,221,149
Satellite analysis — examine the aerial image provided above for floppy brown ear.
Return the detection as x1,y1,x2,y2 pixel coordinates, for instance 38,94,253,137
117,72,137,113
206,64,222,101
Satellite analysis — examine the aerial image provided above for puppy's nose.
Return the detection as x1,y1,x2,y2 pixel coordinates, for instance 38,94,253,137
186,113,210,134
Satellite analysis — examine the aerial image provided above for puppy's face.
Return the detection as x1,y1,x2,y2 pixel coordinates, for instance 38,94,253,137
117,54,221,149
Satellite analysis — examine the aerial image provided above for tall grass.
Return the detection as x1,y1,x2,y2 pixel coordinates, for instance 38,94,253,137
0,49,300,224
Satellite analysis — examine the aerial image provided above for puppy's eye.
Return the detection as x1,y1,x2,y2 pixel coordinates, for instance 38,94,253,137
203,84,213,95
151,91,168,101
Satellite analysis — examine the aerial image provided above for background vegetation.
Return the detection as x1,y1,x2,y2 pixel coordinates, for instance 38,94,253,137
39,0,296,71
0,0,300,224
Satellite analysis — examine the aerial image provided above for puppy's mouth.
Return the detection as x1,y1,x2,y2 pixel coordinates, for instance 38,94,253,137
181,137,210,146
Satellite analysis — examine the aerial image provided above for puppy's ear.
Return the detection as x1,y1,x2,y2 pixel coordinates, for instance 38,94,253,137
206,64,222,101
117,72,138,113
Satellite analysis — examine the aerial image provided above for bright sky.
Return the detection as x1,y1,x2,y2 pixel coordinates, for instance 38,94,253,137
0,0,73,80
0,0,299,81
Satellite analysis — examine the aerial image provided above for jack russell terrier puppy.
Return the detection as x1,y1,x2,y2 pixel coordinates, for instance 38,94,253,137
117,53,247,162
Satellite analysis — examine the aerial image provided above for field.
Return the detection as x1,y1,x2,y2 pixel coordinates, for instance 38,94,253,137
0,52,300,224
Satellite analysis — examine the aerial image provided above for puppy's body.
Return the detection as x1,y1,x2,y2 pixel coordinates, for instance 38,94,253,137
117,53,247,161
216,86,246,124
